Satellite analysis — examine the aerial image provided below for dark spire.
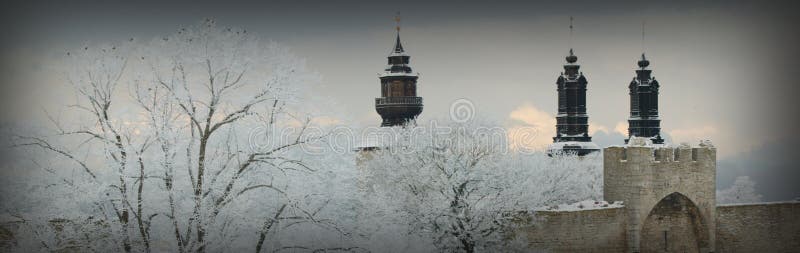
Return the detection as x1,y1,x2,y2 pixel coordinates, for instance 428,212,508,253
569,16,574,49
385,32,412,73
385,13,411,74
641,20,646,55
392,12,405,54
393,32,405,54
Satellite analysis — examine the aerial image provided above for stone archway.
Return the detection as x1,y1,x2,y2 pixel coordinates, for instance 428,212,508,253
641,192,709,253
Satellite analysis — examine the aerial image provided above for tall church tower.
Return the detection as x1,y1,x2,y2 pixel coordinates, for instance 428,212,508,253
548,18,599,156
547,48,599,156
625,54,664,144
375,15,423,127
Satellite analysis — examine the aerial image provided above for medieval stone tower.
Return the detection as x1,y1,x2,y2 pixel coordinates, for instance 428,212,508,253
626,54,665,144
374,16,423,127
604,143,716,253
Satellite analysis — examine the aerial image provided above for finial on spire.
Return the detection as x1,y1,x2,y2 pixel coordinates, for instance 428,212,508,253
641,20,646,54
566,48,578,63
391,12,405,54
638,53,650,68
395,12,401,32
569,16,574,49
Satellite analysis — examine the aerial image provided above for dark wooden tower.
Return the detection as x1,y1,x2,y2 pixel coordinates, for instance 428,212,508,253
554,49,592,143
626,53,664,144
548,49,599,156
375,17,423,127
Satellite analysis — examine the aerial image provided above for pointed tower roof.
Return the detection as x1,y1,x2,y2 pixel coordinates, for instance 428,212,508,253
382,13,415,76
393,32,405,54
389,31,408,57
390,14,407,56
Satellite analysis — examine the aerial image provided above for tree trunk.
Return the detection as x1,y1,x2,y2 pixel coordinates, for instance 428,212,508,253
255,204,287,253
194,136,209,252
137,156,151,252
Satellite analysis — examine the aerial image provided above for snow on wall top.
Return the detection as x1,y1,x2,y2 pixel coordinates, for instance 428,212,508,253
717,200,800,207
606,136,715,149
536,200,624,212
546,141,600,150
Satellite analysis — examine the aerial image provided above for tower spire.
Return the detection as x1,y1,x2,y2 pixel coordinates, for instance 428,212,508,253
565,17,578,65
641,20,646,54
569,16,574,50
393,12,404,53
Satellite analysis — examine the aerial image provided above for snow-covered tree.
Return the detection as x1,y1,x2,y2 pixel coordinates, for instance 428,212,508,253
358,120,602,252
2,19,606,253
717,176,763,204
8,19,357,253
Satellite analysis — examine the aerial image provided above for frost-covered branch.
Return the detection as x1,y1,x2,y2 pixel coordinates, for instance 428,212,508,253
6,19,345,253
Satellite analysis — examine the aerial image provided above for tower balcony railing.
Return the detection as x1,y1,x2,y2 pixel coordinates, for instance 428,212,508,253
375,96,423,107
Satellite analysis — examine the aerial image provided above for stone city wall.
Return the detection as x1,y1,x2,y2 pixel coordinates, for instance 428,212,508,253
513,206,627,252
716,201,800,253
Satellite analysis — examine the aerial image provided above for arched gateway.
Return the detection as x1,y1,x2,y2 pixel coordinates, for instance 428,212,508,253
641,192,710,253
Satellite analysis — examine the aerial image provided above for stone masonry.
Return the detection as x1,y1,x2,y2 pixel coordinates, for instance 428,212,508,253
512,143,800,252
604,145,717,253
716,202,800,252
514,207,628,252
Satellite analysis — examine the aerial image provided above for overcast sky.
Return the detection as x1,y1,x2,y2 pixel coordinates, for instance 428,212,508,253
1,0,799,200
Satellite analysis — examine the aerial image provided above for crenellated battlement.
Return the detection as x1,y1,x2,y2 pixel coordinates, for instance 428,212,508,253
604,145,716,164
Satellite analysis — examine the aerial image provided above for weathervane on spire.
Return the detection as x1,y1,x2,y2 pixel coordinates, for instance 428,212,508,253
569,16,574,49
565,16,578,63
395,12,401,32
641,20,646,54
391,12,405,54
